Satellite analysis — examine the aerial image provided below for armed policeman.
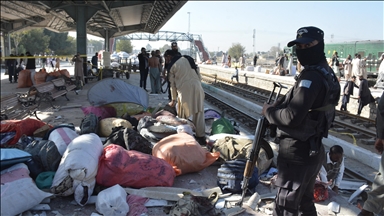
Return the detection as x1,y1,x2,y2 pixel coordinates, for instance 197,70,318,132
262,26,340,216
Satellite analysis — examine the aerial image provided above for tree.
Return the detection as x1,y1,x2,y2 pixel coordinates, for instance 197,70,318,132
62,36,76,56
10,31,26,55
43,29,72,55
159,44,171,54
88,39,104,53
269,46,282,58
228,43,246,62
20,29,50,54
116,39,133,53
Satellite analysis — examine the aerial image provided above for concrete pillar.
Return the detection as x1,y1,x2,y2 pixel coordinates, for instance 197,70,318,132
104,29,110,52
7,33,11,56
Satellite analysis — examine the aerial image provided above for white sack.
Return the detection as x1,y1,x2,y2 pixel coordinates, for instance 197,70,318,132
1,163,52,216
48,127,79,155
51,133,103,206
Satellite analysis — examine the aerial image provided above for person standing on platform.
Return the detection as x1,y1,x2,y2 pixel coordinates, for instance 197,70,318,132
340,75,358,112
358,92,384,216
331,52,341,81
164,49,206,145
72,52,84,85
25,51,36,85
262,26,339,216
222,52,227,67
357,75,375,115
253,54,258,67
227,55,232,68
138,47,149,91
54,56,60,71
171,41,181,55
91,52,98,72
374,53,384,89
148,50,161,94
6,54,17,83
343,54,353,81
352,54,363,86
231,66,239,83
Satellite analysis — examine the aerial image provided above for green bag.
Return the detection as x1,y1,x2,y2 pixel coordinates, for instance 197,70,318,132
211,117,235,135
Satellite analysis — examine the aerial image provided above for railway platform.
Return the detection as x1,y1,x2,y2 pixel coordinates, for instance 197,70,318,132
0,63,377,215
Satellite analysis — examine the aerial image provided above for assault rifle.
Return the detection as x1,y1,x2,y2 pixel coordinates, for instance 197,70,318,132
238,82,287,206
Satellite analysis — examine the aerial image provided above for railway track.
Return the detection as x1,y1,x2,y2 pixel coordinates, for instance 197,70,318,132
202,74,375,185
201,73,377,144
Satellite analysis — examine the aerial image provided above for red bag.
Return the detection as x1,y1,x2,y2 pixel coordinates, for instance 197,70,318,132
0,118,51,145
96,144,175,188
313,183,329,202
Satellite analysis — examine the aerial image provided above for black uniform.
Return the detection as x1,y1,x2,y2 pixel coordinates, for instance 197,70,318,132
6,57,17,83
341,80,358,111
265,61,331,216
138,53,149,90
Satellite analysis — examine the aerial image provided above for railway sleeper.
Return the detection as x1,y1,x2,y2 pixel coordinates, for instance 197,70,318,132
350,133,366,139
362,123,375,128
351,119,365,124
360,139,375,145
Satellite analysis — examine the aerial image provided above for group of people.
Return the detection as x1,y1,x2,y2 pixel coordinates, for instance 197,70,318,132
272,53,294,76
262,26,383,216
6,52,36,84
339,53,384,115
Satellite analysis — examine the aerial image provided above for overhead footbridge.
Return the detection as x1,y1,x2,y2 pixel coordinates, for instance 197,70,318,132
125,31,211,62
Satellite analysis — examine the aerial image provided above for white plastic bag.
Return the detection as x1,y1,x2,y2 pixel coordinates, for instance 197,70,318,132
96,184,129,216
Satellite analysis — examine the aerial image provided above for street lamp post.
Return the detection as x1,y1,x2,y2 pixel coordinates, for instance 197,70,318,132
187,12,190,35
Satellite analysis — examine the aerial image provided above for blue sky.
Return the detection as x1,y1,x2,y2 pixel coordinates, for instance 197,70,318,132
83,1,384,53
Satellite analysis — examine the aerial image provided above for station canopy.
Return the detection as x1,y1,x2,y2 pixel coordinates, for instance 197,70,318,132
0,1,187,38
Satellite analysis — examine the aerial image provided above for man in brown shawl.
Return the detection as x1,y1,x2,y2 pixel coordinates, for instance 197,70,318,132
164,49,206,145
72,52,84,84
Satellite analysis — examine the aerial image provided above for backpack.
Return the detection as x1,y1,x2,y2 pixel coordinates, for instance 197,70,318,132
80,113,99,135
306,66,341,137
217,159,259,193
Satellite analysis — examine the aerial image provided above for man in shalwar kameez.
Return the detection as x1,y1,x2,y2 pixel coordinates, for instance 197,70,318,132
72,52,84,84
164,49,206,145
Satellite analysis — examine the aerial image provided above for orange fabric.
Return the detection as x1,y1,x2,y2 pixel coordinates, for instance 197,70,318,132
34,69,48,84
0,118,52,145
59,69,70,78
96,145,175,188
152,133,220,176
48,71,61,77
17,70,33,88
